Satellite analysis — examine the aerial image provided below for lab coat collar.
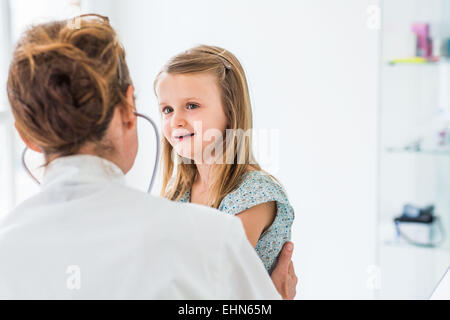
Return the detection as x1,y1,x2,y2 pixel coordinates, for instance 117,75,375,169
41,154,125,189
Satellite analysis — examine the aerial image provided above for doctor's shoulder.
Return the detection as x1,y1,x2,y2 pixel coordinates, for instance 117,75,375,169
134,190,278,299
118,185,244,245
0,191,51,229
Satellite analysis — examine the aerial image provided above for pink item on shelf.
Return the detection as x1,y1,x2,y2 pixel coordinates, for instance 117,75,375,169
412,23,431,58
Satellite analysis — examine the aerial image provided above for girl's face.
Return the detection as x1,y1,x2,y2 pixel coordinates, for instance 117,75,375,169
156,72,228,163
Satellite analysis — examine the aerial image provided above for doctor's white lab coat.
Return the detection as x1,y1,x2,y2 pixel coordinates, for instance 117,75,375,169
0,155,281,299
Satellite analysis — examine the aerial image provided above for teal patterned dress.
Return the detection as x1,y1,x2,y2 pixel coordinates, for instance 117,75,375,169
177,171,295,274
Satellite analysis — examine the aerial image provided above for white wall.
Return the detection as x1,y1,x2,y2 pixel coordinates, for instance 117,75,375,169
104,0,380,299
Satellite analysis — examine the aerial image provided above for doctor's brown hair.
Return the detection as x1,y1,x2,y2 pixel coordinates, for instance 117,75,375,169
7,14,132,161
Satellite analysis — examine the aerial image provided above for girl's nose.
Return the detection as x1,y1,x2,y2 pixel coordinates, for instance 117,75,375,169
171,110,187,127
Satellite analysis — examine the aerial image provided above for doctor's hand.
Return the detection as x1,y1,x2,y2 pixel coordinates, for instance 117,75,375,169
271,241,298,300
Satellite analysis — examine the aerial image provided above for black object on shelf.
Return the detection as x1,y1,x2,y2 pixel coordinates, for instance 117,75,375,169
394,204,435,224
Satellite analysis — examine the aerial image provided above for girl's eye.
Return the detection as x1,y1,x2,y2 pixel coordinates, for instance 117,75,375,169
162,106,173,114
187,103,199,110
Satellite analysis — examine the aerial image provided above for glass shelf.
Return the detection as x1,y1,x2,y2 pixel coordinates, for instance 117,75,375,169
386,57,450,66
386,147,450,155
383,239,450,252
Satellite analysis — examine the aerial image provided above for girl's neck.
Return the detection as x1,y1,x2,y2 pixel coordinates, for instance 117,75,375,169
194,163,215,191
194,164,258,190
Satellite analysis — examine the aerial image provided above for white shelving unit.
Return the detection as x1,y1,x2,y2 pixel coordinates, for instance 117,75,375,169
378,0,450,299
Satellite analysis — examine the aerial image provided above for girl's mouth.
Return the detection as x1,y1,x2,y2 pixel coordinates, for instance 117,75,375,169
175,133,195,141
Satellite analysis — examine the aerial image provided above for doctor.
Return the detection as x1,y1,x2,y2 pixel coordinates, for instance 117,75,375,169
0,14,297,299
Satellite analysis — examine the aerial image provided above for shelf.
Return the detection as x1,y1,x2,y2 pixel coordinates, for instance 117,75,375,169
386,57,442,66
383,239,450,253
385,57,450,67
380,221,450,252
386,147,450,155
387,61,439,66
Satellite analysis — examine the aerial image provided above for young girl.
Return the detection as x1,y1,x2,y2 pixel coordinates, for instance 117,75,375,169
154,45,294,274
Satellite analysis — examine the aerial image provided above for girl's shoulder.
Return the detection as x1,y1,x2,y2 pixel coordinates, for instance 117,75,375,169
218,170,293,216
238,170,285,196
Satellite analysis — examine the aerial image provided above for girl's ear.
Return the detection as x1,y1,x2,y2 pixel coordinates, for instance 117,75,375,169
14,122,42,153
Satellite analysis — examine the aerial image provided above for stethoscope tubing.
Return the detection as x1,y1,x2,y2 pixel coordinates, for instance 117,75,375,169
21,111,160,194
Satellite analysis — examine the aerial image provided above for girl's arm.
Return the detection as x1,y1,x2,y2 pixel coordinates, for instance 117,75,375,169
236,201,277,247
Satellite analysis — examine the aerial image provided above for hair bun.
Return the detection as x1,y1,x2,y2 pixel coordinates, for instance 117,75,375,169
8,18,132,158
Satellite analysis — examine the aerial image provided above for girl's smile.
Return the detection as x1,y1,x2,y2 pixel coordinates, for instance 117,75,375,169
173,132,195,141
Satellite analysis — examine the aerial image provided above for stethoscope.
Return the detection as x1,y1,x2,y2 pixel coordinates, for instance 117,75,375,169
21,112,160,194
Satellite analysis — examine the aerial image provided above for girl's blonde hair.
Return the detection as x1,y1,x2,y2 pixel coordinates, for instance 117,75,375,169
154,45,261,208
